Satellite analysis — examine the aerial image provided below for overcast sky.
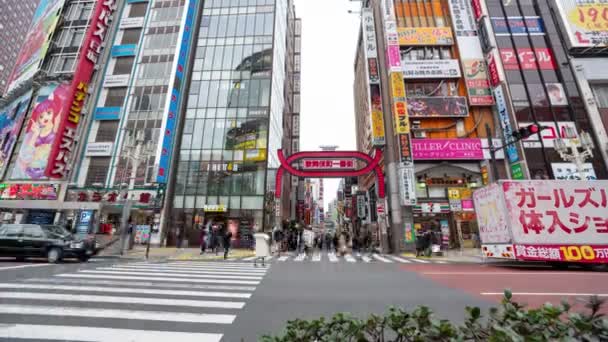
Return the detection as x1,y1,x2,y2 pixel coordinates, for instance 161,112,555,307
293,0,361,210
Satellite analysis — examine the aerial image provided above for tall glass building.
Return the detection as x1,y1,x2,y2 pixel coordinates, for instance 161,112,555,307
168,0,299,247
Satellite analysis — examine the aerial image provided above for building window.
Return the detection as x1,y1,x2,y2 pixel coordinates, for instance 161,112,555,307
66,2,93,21
49,54,77,73
105,88,127,107
56,28,86,48
113,57,135,75
121,28,141,45
96,121,119,142
85,157,111,186
129,3,148,18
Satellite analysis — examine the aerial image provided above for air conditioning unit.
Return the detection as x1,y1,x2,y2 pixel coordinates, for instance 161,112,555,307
413,131,427,138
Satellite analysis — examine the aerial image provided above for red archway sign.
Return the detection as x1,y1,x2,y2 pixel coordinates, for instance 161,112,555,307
275,148,385,199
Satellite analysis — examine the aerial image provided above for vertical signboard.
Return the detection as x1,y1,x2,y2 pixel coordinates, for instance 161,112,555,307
4,0,66,94
157,0,198,183
554,0,608,48
0,91,33,179
362,8,385,146
493,86,519,164
448,0,493,106
44,0,117,178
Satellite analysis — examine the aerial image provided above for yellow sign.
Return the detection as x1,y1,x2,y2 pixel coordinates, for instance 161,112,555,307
371,109,386,145
204,204,227,212
448,188,461,200
568,4,608,30
393,100,410,134
460,188,472,200
390,72,406,98
397,27,454,46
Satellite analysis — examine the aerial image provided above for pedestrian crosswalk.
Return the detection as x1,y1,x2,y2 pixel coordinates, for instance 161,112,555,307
247,252,451,264
0,260,270,341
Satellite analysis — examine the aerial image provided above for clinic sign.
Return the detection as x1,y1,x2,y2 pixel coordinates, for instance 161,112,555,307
46,0,116,178
554,0,608,48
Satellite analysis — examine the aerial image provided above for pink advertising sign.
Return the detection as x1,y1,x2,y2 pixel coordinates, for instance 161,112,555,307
387,45,401,69
411,138,484,160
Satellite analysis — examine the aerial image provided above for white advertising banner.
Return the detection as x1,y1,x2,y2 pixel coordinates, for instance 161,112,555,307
85,142,114,156
402,59,461,79
551,163,597,180
398,164,417,206
120,17,145,29
554,0,608,48
473,183,511,243
103,74,130,88
518,121,578,148
502,180,608,245
362,9,378,59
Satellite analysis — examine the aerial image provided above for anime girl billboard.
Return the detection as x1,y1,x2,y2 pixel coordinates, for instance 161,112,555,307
0,91,33,179
10,83,69,180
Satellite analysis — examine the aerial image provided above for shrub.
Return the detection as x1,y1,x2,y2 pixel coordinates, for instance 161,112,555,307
260,290,608,341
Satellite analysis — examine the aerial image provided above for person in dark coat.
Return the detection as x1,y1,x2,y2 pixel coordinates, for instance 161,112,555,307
199,228,207,254
223,229,233,259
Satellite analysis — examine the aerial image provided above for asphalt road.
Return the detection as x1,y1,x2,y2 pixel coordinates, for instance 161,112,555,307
0,255,605,341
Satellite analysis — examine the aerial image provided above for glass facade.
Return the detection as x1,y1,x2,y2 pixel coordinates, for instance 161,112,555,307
170,0,292,247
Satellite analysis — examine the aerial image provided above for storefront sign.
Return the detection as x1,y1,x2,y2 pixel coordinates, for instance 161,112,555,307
491,17,545,35
393,100,410,134
448,0,478,36
552,162,597,180
44,0,117,179
398,164,417,206
204,204,227,212
554,0,608,48
85,142,114,156
0,183,58,200
499,48,556,70
119,17,144,29
302,159,356,169
493,86,519,163
367,58,380,84
399,134,413,164
515,244,608,263
5,0,65,94
463,59,494,105
471,0,483,20
385,21,402,71
390,72,406,98
94,106,121,120
357,194,366,218
518,121,578,148
157,0,197,183
412,138,484,160
407,97,468,117
402,59,461,79
415,202,450,214
487,51,502,87
362,9,378,59
370,86,386,146
510,162,525,180
397,27,454,45
110,44,136,57
103,74,130,88
0,91,33,179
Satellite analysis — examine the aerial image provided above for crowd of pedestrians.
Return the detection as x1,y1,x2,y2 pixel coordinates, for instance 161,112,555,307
269,225,378,256
199,221,233,259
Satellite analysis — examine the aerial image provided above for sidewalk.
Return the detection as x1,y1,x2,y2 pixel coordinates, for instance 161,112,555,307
402,248,484,263
97,245,255,261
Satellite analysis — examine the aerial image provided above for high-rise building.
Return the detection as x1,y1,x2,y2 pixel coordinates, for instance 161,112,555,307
0,0,38,96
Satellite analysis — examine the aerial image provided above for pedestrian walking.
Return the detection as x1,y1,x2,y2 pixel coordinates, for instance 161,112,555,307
303,226,314,257
273,226,284,256
199,228,207,254
223,229,233,259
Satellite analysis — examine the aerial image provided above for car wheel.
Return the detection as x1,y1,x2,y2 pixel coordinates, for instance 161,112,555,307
47,248,62,263
78,255,90,262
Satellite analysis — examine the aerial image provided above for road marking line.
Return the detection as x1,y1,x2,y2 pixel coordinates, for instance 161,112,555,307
294,254,305,262
481,292,608,297
328,253,339,262
277,256,289,261
0,283,251,298
166,262,265,267
241,256,257,261
128,264,268,273
344,255,356,263
0,292,245,309
56,274,260,285
0,264,50,271
79,270,263,280
372,254,393,263
423,272,606,275
390,257,412,263
0,324,223,342
0,304,236,324
27,278,257,291
105,266,267,275
435,261,448,264
361,256,372,263
409,258,430,263
312,254,321,262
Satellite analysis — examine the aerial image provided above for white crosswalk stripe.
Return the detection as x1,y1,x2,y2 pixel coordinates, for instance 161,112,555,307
294,253,306,262
328,253,339,263
372,254,394,263
361,255,372,263
344,254,357,263
409,258,430,263
389,256,412,263
312,253,321,262
0,260,269,341
277,255,289,261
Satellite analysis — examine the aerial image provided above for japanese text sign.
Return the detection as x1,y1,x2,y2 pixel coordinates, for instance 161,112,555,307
397,27,454,45
402,59,461,79
412,138,485,160
362,9,378,59
500,48,557,70
302,159,356,169
503,180,608,245
45,0,117,178
390,72,406,98
555,0,608,48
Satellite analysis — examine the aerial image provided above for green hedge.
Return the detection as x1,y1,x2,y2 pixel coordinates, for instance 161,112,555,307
260,291,608,341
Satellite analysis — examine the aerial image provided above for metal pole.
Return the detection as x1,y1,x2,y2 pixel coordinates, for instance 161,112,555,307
145,183,158,260
485,123,500,182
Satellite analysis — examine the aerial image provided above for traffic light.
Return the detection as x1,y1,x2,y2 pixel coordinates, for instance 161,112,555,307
512,124,541,140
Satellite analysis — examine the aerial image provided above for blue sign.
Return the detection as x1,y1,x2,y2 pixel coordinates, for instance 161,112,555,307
94,107,121,120
111,44,137,57
79,211,93,225
491,17,544,36
157,0,198,183
493,87,519,164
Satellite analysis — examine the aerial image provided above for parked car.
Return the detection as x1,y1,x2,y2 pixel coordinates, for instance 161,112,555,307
0,224,96,263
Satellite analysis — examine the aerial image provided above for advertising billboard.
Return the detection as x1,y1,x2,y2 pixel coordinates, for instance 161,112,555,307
370,85,386,146
493,86,519,163
397,27,454,45
491,17,545,35
411,138,485,160
499,48,556,70
473,183,511,243
554,0,608,48
0,91,33,179
463,59,494,105
407,97,468,117
5,0,65,94
402,59,461,79
11,83,69,180
157,0,198,183
518,121,578,148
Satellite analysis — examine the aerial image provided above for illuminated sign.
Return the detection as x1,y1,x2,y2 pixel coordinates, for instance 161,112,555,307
204,204,227,213
0,183,58,200
397,27,454,45
302,159,356,169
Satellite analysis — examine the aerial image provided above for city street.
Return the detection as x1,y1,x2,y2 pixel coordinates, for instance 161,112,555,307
0,256,605,341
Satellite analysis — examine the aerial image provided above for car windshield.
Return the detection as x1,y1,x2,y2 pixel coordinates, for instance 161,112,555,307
42,225,72,239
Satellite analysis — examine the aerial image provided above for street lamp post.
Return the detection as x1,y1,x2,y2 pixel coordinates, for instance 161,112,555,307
554,128,595,180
